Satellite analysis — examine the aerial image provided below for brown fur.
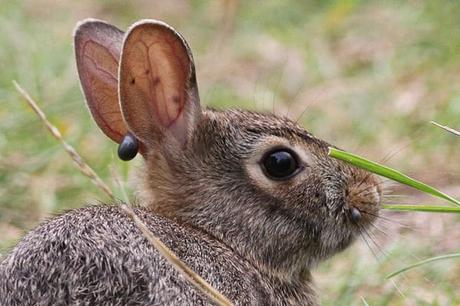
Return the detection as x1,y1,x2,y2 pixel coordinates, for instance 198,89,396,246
142,109,381,279
0,19,381,305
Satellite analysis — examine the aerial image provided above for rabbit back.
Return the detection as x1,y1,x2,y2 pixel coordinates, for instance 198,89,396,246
0,205,263,305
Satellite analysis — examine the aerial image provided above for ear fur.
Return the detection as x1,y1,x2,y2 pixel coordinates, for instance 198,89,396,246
74,18,127,143
118,20,201,149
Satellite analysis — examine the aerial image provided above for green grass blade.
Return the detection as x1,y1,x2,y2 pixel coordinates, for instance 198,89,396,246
387,253,460,278
430,121,460,136
328,148,460,207
383,204,460,213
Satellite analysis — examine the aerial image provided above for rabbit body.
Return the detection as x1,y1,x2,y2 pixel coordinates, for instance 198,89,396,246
0,205,316,305
0,19,381,306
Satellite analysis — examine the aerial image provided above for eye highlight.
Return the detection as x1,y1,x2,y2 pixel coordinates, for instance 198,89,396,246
261,148,300,180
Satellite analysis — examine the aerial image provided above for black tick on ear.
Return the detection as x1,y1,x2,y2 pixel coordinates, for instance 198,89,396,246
117,132,139,161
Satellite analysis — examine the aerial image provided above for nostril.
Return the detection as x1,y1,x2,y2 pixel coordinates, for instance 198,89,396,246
349,207,362,222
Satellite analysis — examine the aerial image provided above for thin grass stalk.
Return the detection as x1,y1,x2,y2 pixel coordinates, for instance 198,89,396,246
383,204,460,213
15,81,233,306
14,81,115,201
121,205,234,306
430,121,460,136
387,253,460,278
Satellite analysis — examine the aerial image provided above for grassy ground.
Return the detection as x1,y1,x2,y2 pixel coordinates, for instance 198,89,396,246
1,1,459,305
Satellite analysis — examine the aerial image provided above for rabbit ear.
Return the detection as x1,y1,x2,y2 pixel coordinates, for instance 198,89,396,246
74,19,127,144
119,20,201,149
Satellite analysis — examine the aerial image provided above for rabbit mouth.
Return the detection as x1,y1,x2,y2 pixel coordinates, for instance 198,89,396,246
323,185,380,223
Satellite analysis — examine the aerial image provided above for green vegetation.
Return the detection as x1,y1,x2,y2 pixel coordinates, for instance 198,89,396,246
387,253,460,279
329,147,460,207
383,205,460,214
328,144,460,281
1,1,459,305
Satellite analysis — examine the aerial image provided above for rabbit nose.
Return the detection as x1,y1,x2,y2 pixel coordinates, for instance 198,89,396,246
349,207,362,222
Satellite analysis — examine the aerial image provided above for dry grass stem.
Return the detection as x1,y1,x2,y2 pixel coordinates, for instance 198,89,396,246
109,165,130,204
13,81,115,201
13,81,232,305
120,205,234,306
430,121,460,137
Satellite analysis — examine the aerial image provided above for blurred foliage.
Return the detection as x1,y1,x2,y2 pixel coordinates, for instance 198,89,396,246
0,1,459,305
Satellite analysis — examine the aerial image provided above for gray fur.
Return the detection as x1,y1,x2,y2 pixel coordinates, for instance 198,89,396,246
0,19,381,305
0,109,379,305
0,205,316,305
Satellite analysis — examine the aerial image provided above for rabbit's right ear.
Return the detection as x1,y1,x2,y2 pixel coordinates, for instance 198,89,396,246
74,19,127,144
119,20,201,151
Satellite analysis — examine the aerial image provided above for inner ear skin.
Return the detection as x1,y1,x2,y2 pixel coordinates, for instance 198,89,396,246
74,20,127,144
130,41,186,128
118,22,198,148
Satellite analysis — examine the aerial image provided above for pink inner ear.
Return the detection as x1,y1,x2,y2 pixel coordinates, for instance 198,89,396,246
120,23,195,145
75,21,127,144
83,41,125,140
132,36,188,128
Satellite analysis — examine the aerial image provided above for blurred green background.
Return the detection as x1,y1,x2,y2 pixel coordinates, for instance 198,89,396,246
1,1,459,305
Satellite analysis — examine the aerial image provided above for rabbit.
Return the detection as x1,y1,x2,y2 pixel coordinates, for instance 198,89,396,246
0,19,382,306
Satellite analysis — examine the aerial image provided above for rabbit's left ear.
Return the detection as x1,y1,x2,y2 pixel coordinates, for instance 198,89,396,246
118,20,201,150
74,19,127,144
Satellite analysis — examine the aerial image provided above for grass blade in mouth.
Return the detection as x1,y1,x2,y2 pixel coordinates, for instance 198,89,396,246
383,204,460,213
328,147,460,207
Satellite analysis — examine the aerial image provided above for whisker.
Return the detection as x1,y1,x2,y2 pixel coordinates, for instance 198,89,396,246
359,232,380,263
360,210,413,229
361,224,388,258
271,66,288,116
379,141,412,165
377,125,428,165
369,222,391,239
367,226,408,300
382,200,417,206
349,162,394,195
293,88,324,123
294,103,311,124
383,194,409,199
355,189,376,199
354,171,373,191
354,177,392,197
349,175,396,203
351,180,386,200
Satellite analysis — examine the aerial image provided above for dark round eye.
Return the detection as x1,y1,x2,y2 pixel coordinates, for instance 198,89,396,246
118,133,139,161
262,149,299,180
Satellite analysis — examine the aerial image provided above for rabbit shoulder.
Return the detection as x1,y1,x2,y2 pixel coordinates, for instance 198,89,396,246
0,205,274,305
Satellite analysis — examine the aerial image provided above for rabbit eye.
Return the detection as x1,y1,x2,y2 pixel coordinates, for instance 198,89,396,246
261,148,300,180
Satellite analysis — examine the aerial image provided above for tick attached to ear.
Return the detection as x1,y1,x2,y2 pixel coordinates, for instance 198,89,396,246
118,132,139,161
